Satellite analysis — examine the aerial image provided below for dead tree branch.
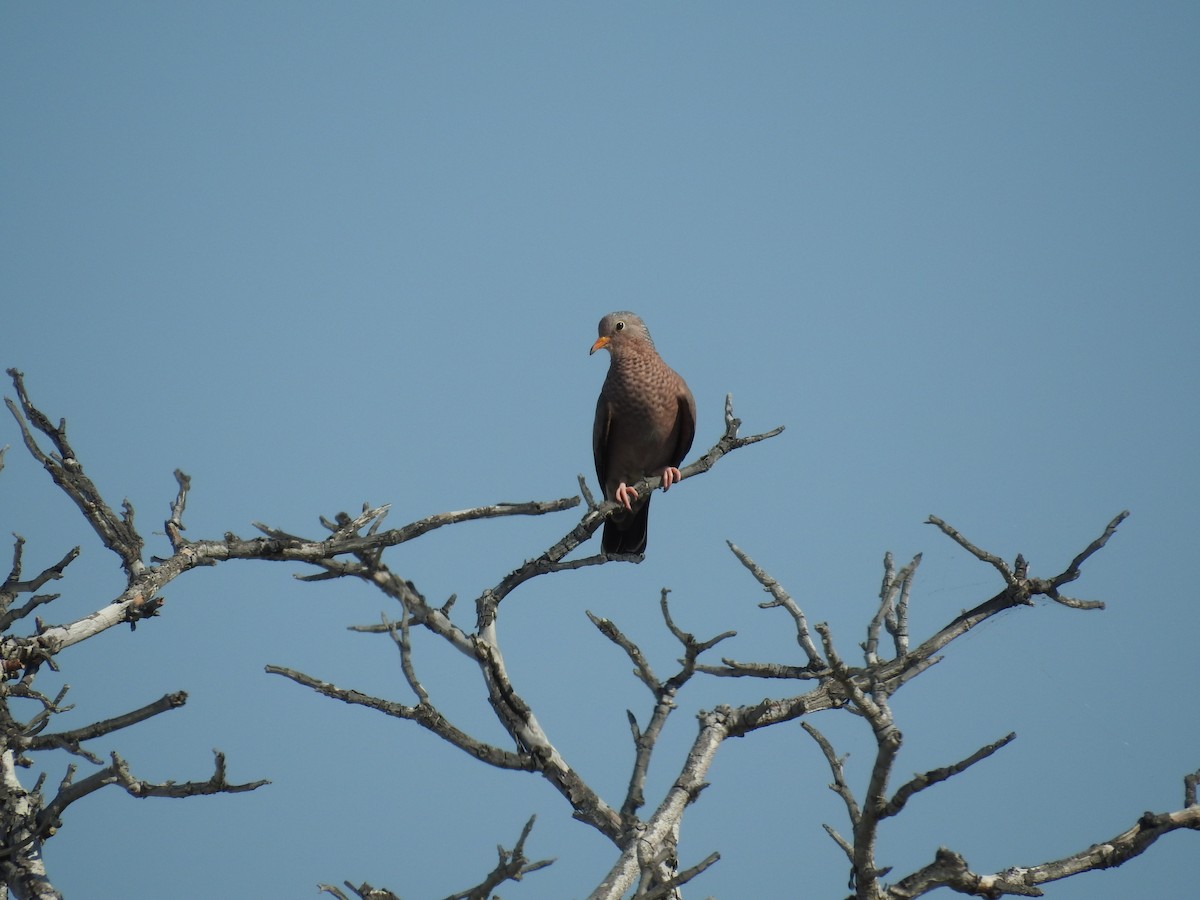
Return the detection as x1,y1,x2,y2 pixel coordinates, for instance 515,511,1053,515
6,369,145,578
699,513,1182,899
443,815,555,900
589,589,734,828
886,797,1200,898
4,368,1190,899
26,691,189,759
0,540,80,632
727,540,824,669
881,732,1017,820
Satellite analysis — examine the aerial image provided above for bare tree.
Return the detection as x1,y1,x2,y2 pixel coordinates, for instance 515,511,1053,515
0,372,270,900
1,368,1196,898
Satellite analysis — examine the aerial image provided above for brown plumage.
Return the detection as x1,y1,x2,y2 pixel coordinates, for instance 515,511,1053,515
590,311,696,555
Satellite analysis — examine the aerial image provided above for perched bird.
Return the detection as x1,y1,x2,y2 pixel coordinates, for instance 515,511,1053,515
590,311,697,555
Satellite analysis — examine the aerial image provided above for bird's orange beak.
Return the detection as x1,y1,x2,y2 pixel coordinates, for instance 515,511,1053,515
590,335,610,355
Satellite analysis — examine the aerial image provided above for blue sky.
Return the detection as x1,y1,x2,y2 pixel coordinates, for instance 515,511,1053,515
2,3,1197,898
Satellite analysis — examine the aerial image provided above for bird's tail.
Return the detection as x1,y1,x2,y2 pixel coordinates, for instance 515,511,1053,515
602,497,651,555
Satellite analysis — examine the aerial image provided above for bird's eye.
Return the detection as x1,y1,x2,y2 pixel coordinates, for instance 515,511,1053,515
614,321,625,331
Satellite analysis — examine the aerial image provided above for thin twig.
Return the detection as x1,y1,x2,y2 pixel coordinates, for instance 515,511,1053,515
727,541,823,669
882,733,1017,819
442,814,555,900
802,721,860,834
925,516,1012,583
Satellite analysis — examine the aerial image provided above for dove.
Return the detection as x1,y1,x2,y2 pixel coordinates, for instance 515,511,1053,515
591,312,696,555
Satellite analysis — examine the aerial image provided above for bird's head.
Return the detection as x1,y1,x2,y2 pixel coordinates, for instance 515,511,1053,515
590,311,653,355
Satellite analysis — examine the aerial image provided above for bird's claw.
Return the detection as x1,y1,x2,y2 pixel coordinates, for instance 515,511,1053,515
614,467,681,511
660,466,682,492
615,482,639,511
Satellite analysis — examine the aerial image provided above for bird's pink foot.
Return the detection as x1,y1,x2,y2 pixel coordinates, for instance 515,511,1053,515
614,482,639,511
659,466,682,492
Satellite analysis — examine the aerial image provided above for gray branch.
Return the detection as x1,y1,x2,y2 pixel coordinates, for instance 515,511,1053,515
6,369,145,578
35,750,267,843
263,664,533,772
0,538,80,631
6,370,1189,899
881,732,1017,820
27,691,189,760
887,800,1200,898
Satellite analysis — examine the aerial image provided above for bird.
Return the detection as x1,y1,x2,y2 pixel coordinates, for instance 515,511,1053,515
590,311,697,555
